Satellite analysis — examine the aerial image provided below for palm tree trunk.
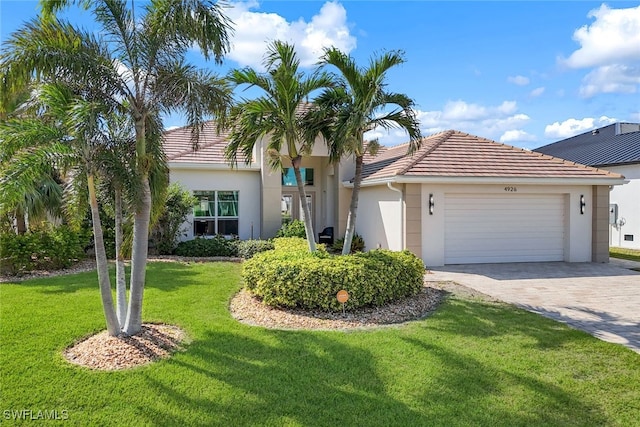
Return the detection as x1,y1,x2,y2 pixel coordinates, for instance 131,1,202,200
15,208,27,234
342,155,363,255
87,174,120,336
123,116,152,336
114,185,127,328
123,174,151,335
292,157,316,252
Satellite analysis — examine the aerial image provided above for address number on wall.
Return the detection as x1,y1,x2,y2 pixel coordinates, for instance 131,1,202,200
504,186,518,192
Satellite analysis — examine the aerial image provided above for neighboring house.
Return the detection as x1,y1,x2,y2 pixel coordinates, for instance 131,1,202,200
535,123,640,250
163,124,625,266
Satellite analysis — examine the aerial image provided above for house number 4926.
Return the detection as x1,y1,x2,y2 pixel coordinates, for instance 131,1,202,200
504,186,517,192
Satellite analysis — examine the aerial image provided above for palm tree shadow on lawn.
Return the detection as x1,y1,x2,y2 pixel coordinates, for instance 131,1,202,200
136,326,609,426
138,330,432,426
13,261,210,294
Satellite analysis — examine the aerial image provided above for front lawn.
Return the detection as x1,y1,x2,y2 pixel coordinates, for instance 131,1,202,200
1,262,638,426
610,246,640,262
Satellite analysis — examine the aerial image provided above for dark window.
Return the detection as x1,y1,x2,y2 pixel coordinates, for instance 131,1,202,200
193,190,239,236
624,234,634,241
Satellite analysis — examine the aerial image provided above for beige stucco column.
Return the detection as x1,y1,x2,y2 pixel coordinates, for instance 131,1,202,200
405,183,422,258
592,185,611,262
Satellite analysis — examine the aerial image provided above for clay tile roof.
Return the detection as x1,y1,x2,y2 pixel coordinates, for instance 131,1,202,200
163,121,248,165
362,130,624,182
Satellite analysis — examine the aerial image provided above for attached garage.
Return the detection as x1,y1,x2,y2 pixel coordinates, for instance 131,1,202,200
351,130,626,267
444,193,565,264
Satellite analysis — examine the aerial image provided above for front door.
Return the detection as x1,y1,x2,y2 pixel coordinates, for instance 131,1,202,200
282,191,315,230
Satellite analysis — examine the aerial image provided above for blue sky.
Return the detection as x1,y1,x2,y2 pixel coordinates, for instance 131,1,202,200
1,1,639,149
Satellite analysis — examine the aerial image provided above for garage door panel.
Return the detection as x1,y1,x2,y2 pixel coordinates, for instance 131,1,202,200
444,193,565,264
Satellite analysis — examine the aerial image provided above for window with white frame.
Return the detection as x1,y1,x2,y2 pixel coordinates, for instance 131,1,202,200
192,190,239,236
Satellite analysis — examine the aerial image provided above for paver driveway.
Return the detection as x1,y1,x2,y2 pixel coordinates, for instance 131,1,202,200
427,260,640,354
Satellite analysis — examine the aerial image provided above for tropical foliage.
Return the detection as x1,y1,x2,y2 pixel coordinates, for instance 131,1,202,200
0,225,89,275
275,219,307,239
150,183,196,255
225,41,333,252
0,0,232,336
309,48,422,254
242,237,424,310
174,235,237,257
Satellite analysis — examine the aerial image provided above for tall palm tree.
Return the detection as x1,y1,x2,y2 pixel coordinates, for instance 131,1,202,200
1,0,232,335
0,83,122,335
312,48,422,255
225,41,333,252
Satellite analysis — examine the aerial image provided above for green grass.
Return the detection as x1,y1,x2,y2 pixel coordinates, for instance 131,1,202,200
1,262,639,426
610,246,640,262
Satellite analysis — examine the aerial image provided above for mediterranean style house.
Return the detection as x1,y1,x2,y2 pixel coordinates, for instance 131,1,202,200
163,123,626,266
535,123,640,250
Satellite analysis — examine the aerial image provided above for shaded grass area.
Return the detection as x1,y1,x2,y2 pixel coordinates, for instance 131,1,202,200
610,246,640,262
1,262,639,426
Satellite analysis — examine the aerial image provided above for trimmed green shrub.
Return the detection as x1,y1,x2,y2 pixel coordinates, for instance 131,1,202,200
242,238,424,311
174,236,238,257
235,239,274,259
332,233,365,253
275,219,307,238
0,226,90,275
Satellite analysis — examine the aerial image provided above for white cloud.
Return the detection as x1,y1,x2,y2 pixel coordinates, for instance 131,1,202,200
562,4,640,69
630,111,640,122
560,4,640,97
530,87,545,97
500,130,537,143
507,75,530,86
226,1,356,69
440,100,487,121
544,116,617,139
579,64,640,97
367,100,532,146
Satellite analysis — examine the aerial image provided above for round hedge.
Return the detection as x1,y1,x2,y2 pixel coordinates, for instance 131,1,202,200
242,238,425,311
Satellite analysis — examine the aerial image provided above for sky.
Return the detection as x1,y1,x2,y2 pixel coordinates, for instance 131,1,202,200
1,0,639,150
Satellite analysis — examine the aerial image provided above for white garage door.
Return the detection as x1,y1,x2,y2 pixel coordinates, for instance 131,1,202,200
444,193,565,264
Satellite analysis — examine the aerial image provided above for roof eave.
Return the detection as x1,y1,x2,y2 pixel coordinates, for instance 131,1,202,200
168,161,260,171
344,175,626,188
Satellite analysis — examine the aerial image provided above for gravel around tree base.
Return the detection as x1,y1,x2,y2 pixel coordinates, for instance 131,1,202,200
63,324,187,371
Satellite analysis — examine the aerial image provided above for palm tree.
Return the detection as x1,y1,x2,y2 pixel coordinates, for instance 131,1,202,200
225,41,333,252
1,0,232,335
312,48,422,255
0,83,122,335
0,87,64,234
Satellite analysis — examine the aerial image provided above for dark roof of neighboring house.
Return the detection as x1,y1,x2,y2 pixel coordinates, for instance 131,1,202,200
163,121,250,164
361,130,624,182
533,123,640,167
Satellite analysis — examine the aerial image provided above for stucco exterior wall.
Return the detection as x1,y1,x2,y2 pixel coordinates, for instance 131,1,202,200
607,164,640,249
357,185,403,251
336,156,357,239
169,167,262,240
